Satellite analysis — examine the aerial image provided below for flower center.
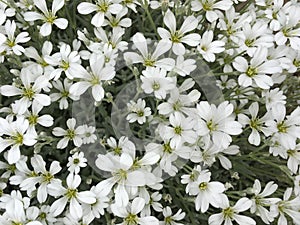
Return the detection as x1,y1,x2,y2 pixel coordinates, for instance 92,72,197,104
115,169,128,182
207,120,217,131
152,82,160,91
61,60,70,70
245,39,255,47
174,126,182,135
124,213,138,225
163,142,173,153
73,158,80,164
144,58,155,67
165,216,173,224
61,90,69,98
137,110,144,117
250,118,260,130
23,87,35,100
277,122,287,133
113,146,122,155
45,11,57,24
246,67,257,77
39,212,47,220
6,39,15,48
43,172,54,182
13,133,24,145
66,188,77,199
28,114,38,125
67,129,76,139
202,1,213,11
199,182,208,190
222,207,234,219
171,31,182,43
97,2,109,12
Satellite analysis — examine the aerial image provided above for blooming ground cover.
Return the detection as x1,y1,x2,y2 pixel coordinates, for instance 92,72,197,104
0,0,300,224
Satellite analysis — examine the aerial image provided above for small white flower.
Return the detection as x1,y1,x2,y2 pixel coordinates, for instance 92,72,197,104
233,47,282,89
208,196,256,225
250,179,280,224
69,53,115,102
48,173,96,219
67,152,87,174
161,112,197,149
111,197,159,225
195,101,242,149
187,169,225,212
52,118,85,149
127,99,152,124
158,10,200,55
1,20,30,56
24,0,68,36
77,0,123,27
197,30,225,62
160,206,185,225
50,79,79,110
191,0,232,22
141,67,175,99
0,117,36,164
124,33,174,70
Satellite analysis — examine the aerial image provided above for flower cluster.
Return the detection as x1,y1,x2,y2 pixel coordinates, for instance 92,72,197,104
0,0,300,224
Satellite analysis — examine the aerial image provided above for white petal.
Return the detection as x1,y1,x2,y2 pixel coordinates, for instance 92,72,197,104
77,2,98,14
40,23,52,36
54,18,68,29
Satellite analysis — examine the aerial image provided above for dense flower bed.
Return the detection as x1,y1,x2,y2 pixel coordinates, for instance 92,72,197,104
0,0,300,224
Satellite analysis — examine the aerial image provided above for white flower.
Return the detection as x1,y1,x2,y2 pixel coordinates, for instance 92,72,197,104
50,79,79,110
69,53,115,102
1,20,30,56
187,169,225,212
274,7,300,50
67,152,87,174
235,21,274,56
0,117,36,164
20,154,62,203
195,101,242,149
127,99,152,124
25,102,54,136
250,179,280,224
262,88,286,111
158,79,201,116
48,173,96,219
111,197,159,225
145,140,192,176
124,33,174,70
208,197,256,225
197,30,225,62
0,2,15,25
95,153,147,206
173,55,197,77
160,206,185,225
24,0,68,36
52,118,85,149
233,47,282,89
265,104,300,150
270,188,300,225
77,0,123,27
103,7,132,28
81,125,97,144
161,112,197,149
158,10,200,55
0,67,50,115
94,26,128,51
191,0,232,22
238,102,271,146
141,67,175,99
45,43,84,80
